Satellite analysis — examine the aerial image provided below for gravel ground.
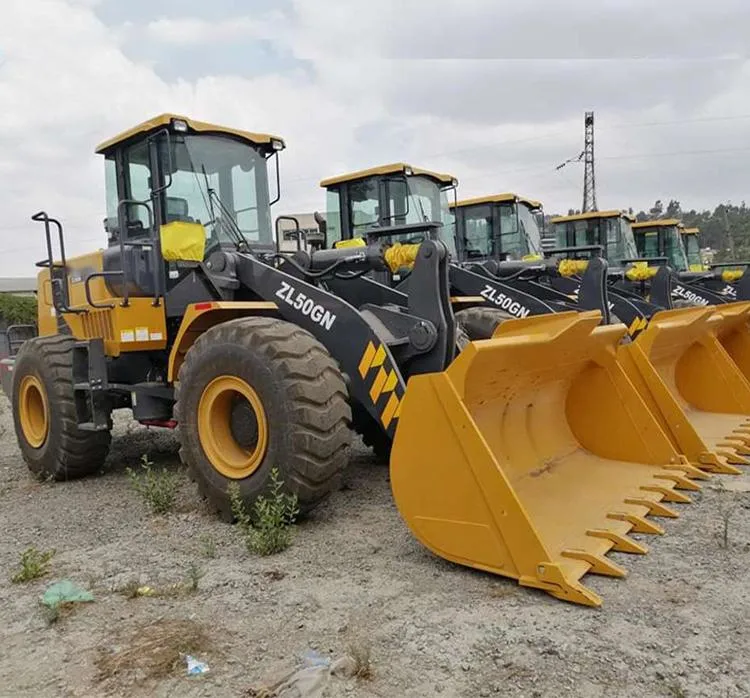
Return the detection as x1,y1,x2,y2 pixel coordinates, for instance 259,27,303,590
0,400,749,698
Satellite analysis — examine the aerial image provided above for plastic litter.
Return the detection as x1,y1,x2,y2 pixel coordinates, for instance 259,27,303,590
248,650,359,697
41,580,94,607
185,655,210,675
301,649,331,668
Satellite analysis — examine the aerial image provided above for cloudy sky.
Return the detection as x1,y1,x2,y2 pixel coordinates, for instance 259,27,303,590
0,0,748,276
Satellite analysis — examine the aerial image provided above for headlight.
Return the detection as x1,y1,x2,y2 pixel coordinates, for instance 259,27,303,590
171,119,189,133
271,139,285,151
404,166,413,175
451,178,458,187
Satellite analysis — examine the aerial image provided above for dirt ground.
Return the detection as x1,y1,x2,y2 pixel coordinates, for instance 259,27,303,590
0,401,749,698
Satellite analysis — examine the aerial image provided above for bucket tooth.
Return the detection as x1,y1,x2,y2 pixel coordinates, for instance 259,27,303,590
640,485,692,504
607,512,665,535
724,433,750,449
586,529,648,554
561,550,627,578
717,449,750,466
718,438,750,456
624,497,679,518
524,564,602,607
654,473,701,491
698,452,743,475
663,461,711,481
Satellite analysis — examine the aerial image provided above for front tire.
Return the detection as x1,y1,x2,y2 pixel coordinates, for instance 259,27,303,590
175,317,352,520
12,336,111,479
454,307,514,340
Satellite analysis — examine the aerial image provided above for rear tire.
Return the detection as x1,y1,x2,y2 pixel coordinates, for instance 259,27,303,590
174,317,352,520
455,307,514,340
12,336,111,479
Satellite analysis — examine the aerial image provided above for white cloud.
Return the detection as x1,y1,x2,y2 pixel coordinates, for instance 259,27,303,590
145,13,284,45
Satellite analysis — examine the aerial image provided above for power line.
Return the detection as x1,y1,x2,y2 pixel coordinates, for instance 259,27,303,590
600,146,750,161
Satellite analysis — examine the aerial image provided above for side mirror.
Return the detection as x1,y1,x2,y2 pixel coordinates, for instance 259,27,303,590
314,211,328,249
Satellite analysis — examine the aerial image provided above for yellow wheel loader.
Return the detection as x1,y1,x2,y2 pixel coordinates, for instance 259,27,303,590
548,211,750,475
11,116,704,608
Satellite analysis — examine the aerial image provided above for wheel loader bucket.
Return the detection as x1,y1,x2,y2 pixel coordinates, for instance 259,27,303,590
618,306,750,475
390,311,702,607
713,302,750,384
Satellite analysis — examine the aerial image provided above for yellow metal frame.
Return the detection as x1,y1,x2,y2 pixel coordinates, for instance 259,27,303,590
450,193,542,210
168,302,278,381
95,113,283,153
551,210,634,224
320,163,456,188
36,252,168,356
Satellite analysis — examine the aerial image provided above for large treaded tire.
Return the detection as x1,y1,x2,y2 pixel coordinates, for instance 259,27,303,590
12,336,111,479
174,317,352,520
454,307,514,340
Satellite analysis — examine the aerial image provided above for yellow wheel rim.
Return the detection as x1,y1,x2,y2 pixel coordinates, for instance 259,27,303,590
197,375,268,479
18,375,49,448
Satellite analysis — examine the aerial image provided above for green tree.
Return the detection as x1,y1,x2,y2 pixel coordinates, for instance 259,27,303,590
0,294,37,329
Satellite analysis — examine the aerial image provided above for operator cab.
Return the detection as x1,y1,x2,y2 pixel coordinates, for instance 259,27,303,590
550,210,638,267
319,163,458,256
449,193,544,262
631,219,689,272
96,113,284,301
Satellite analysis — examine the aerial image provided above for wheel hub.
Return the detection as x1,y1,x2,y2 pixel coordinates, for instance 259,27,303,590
18,374,49,449
197,375,268,479
230,397,260,450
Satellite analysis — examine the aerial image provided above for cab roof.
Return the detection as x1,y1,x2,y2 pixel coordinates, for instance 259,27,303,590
631,219,682,229
320,163,457,188
682,227,700,235
550,210,635,224
95,113,285,155
449,193,542,210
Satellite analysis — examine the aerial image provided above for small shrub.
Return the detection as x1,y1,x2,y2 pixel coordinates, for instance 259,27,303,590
127,455,178,515
347,638,373,680
184,563,205,593
229,468,299,556
718,505,737,549
118,579,144,599
198,534,217,559
11,547,55,583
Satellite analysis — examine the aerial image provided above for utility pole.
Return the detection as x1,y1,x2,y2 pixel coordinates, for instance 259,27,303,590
555,111,598,212
582,112,597,212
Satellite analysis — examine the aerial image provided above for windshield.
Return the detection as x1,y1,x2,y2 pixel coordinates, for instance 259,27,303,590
517,204,542,257
163,134,272,249
402,175,456,256
552,216,633,264
684,234,702,268
603,217,637,264
663,226,688,271
350,174,456,256
619,218,638,261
